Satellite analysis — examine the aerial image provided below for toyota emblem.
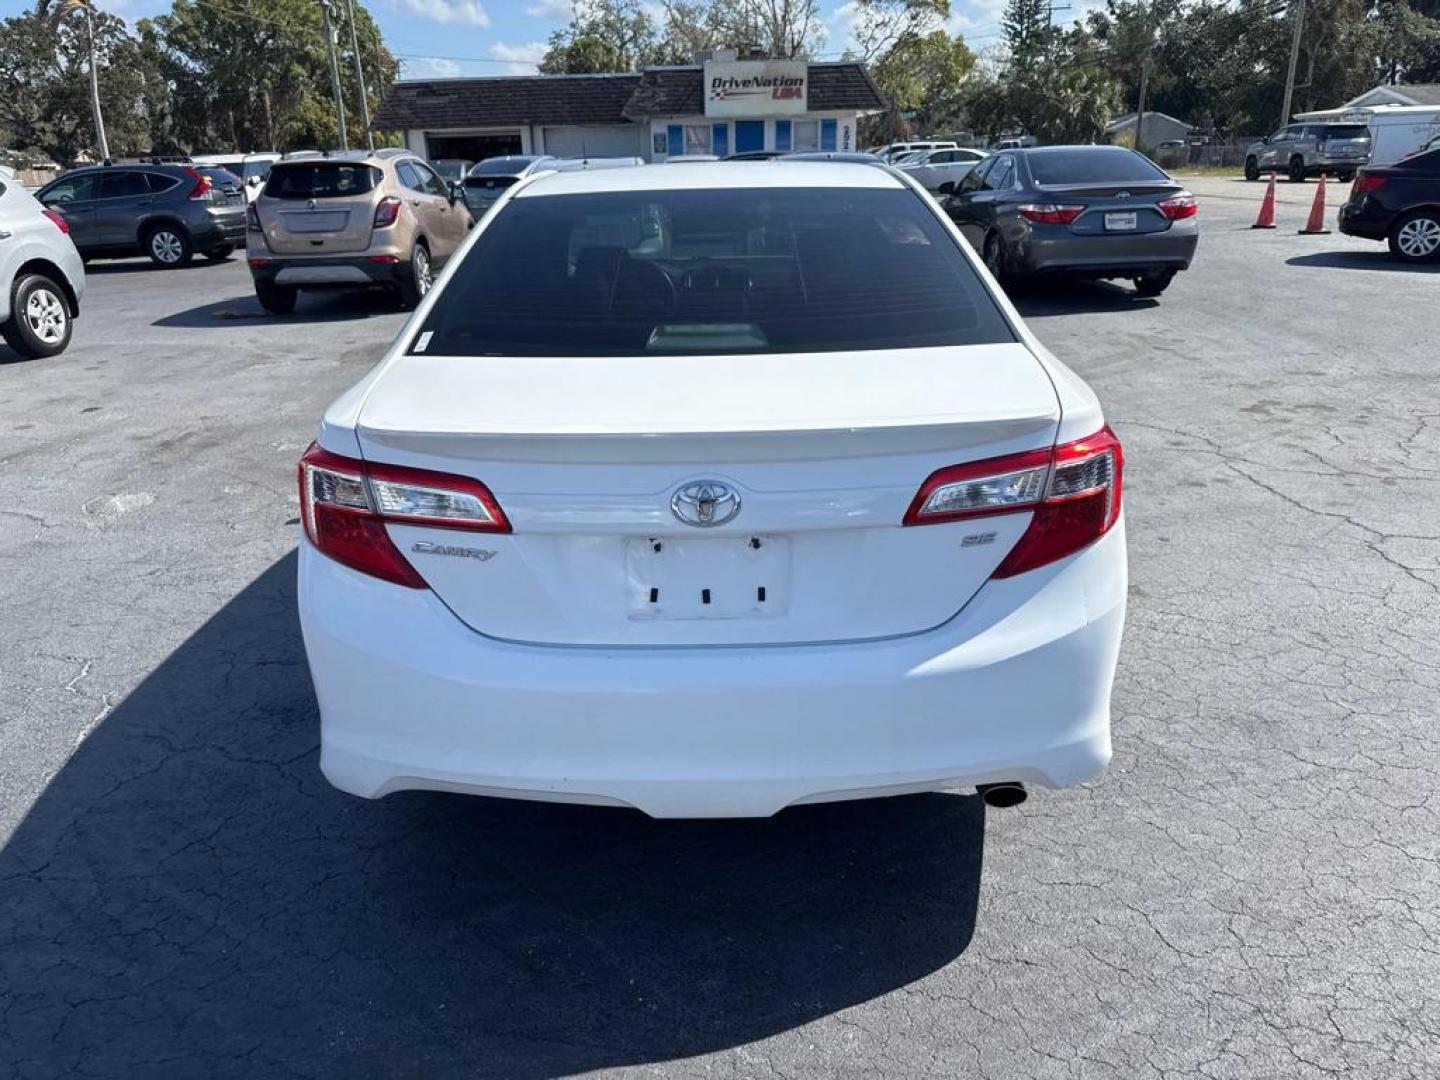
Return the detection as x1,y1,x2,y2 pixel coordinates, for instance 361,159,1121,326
670,481,741,528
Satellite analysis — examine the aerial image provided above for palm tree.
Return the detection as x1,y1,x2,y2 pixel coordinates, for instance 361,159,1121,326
45,0,110,161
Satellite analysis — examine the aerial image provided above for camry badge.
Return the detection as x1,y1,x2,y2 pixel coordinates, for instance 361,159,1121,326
411,541,497,561
670,481,741,528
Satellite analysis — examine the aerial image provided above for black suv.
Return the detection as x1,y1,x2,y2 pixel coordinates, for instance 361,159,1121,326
36,162,247,268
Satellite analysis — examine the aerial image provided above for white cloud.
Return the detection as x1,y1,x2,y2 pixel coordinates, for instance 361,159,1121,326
397,0,490,28
524,0,571,16
487,40,547,74
409,55,463,77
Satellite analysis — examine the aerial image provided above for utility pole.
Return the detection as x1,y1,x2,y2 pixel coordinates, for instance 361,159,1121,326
1280,0,1306,127
1135,55,1149,153
343,0,374,152
319,0,348,150
83,3,110,160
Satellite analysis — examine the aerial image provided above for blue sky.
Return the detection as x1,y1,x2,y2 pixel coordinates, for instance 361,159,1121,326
0,0,1029,79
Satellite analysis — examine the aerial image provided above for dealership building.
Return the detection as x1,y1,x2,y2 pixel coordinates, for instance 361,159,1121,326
370,58,885,163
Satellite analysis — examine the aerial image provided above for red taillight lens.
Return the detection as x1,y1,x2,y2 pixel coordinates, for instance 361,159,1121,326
246,202,261,231
298,443,510,588
373,195,402,228
905,426,1124,578
41,208,70,234
1017,203,1084,225
1352,174,1386,198
1157,192,1198,220
183,166,212,200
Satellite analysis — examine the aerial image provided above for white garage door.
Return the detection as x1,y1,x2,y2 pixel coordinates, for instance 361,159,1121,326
542,125,643,159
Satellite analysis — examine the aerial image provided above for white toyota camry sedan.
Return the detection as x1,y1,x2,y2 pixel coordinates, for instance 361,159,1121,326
298,162,1127,819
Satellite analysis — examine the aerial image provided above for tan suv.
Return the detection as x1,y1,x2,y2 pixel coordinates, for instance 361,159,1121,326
245,148,472,314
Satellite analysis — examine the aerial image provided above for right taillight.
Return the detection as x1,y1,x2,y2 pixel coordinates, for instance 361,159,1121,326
1352,174,1386,198
298,443,510,588
183,166,212,201
905,426,1123,578
373,195,402,228
1157,192,1198,220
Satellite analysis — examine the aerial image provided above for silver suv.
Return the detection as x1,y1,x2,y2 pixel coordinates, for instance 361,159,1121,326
1245,123,1371,183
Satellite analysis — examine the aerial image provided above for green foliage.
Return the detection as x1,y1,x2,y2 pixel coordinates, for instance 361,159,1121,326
0,0,395,163
868,29,975,138
540,0,668,73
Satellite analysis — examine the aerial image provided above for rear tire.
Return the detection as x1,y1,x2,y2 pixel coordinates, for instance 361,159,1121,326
2,273,73,359
395,242,432,309
145,224,192,267
1133,270,1176,297
255,279,298,314
1244,156,1260,181
204,244,234,261
1288,156,1306,183
982,232,1012,286
1387,210,1440,263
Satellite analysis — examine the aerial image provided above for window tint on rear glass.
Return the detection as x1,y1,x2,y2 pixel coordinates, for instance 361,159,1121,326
1322,125,1369,139
1027,148,1168,185
202,167,242,189
412,187,1015,357
263,163,380,199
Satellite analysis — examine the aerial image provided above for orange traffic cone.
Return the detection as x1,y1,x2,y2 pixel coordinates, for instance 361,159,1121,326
1298,172,1332,235
1251,172,1277,229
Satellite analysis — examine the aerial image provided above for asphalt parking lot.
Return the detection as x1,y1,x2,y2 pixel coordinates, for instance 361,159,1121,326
2,180,1437,1079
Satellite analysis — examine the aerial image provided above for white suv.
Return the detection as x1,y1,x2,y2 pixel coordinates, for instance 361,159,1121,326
0,176,84,359
297,163,1127,818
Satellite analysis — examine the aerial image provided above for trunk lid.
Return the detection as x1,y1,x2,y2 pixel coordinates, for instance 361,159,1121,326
1038,183,1181,235
258,161,380,255
355,345,1061,646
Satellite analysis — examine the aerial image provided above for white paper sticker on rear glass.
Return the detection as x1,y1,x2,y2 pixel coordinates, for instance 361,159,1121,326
414,331,433,354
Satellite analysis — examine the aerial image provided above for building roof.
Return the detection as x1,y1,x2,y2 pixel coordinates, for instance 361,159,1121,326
1104,111,1192,133
372,63,885,131
1344,83,1440,108
372,73,643,130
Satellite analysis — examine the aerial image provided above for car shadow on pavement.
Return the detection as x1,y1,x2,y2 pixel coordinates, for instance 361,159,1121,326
1286,250,1440,273
83,257,241,275
0,553,986,1079
153,291,400,327
1008,278,1160,318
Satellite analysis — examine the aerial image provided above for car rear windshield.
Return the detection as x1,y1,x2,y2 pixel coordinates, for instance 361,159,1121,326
263,163,381,199
1322,125,1370,139
464,175,519,189
410,186,1015,357
1028,148,1169,185
472,157,537,176
202,167,242,189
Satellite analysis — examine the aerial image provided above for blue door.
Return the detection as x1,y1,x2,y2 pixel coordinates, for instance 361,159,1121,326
821,119,838,151
712,123,729,158
666,125,683,157
735,120,765,154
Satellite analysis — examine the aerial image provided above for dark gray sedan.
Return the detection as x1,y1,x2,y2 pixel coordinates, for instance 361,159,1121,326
938,145,1198,296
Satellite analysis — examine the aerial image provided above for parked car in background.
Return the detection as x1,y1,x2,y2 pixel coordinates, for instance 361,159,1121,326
1338,146,1440,263
297,161,1126,819
1244,123,1371,182
939,145,1198,296
722,150,786,160
246,147,471,314
876,141,958,162
35,162,246,267
192,152,281,201
461,155,556,217
0,173,84,358
781,151,886,164
431,158,473,184
898,147,988,191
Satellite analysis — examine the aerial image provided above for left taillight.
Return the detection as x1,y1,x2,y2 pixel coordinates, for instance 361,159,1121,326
298,443,510,588
183,166,213,201
1018,203,1084,225
41,208,70,235
904,426,1123,578
1157,192,1198,220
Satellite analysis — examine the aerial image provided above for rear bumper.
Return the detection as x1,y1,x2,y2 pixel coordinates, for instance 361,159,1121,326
1019,222,1198,277
248,253,410,288
1337,201,1389,241
200,210,247,247
299,520,1127,818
